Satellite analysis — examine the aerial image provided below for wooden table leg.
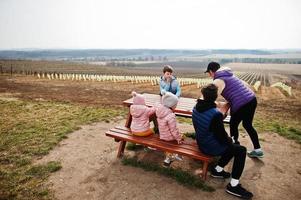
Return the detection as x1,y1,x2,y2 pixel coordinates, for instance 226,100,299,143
150,113,158,133
125,108,132,128
117,141,127,158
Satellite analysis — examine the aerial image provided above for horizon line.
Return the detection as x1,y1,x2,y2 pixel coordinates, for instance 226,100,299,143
1,48,301,51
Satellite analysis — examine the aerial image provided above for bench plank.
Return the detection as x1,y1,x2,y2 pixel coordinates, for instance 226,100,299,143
105,126,213,180
113,126,201,152
106,130,211,161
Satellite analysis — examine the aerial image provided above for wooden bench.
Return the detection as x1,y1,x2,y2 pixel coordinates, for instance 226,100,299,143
106,126,213,180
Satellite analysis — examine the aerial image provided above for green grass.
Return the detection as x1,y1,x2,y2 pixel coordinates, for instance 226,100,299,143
183,132,196,139
177,116,192,124
254,117,301,144
122,156,214,192
126,142,145,151
0,99,126,200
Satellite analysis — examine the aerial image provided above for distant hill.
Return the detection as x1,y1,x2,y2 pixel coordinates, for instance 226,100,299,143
1,49,301,65
0,49,276,60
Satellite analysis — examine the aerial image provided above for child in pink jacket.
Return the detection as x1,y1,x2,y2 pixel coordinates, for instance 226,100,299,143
130,91,156,136
156,91,183,167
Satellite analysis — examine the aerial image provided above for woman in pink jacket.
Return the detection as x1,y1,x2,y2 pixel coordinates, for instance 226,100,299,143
130,91,156,136
156,91,183,167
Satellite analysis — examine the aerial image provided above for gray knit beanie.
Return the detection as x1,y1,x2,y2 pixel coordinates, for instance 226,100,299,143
162,91,178,108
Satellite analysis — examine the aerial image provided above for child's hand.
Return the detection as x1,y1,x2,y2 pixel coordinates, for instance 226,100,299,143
177,137,184,144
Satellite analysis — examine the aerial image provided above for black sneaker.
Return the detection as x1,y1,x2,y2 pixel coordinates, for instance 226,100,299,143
226,183,253,199
210,168,231,178
234,140,240,145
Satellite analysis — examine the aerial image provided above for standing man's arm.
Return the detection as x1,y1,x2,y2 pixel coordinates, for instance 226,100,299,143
213,79,225,97
213,79,230,115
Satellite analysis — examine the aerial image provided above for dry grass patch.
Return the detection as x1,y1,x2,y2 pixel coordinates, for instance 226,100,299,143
0,99,126,200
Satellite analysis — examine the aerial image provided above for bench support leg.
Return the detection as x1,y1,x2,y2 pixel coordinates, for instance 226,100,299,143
150,114,159,134
202,162,209,180
117,141,127,158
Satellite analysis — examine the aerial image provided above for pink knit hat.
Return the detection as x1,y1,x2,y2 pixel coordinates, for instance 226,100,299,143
132,91,145,105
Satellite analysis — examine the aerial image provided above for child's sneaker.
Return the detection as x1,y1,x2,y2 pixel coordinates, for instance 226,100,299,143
163,157,172,167
226,183,253,199
247,150,264,158
172,154,183,161
210,168,231,178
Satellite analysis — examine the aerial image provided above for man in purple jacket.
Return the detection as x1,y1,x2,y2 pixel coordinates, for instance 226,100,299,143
205,62,264,158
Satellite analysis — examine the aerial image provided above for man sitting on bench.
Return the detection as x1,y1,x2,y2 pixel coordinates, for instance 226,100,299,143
192,84,253,199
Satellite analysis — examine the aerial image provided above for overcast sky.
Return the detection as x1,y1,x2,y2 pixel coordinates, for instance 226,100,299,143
0,0,300,50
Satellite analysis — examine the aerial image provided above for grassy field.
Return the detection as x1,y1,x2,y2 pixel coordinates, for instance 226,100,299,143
0,99,126,200
0,59,301,199
1,97,300,200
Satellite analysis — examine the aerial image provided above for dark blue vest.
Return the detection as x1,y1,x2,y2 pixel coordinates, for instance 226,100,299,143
192,108,228,156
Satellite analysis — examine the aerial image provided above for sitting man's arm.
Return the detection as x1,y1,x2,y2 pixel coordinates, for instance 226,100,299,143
209,113,232,145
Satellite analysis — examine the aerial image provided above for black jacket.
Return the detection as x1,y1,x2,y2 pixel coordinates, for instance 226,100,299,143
195,99,232,145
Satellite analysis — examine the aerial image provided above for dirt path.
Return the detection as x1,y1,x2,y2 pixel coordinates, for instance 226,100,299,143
37,121,301,200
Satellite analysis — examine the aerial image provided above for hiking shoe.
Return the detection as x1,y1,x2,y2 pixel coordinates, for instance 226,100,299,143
210,168,231,179
172,154,183,161
163,157,172,167
226,183,253,199
247,150,264,158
